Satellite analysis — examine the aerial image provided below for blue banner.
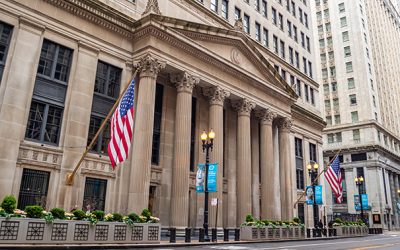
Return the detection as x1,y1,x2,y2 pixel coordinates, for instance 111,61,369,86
355,194,369,210
196,164,205,193
207,163,218,193
315,185,323,205
306,186,314,205
306,186,323,205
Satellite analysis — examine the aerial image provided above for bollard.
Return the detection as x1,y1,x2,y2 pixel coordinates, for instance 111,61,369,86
306,228,311,238
199,228,205,242
169,228,176,243
212,228,217,242
185,228,191,243
234,228,240,241
223,228,229,241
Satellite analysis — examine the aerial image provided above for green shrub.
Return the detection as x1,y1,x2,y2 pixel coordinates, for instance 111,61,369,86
334,218,343,224
141,208,151,219
92,210,104,221
1,195,17,214
293,217,300,223
112,213,123,222
128,212,140,222
73,210,86,220
25,205,43,218
50,208,65,219
245,214,254,223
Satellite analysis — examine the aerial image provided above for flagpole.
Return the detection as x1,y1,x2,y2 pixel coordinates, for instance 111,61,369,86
66,70,139,185
293,149,341,208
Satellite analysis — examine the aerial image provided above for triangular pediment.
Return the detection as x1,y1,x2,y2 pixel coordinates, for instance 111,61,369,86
133,14,297,99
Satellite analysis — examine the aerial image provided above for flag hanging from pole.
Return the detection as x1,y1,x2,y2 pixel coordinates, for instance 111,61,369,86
108,79,135,168
324,156,343,203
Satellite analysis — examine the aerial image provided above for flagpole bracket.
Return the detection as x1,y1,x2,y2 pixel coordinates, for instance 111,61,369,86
66,173,74,186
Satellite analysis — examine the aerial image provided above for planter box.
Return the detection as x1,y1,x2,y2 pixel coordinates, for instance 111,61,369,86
0,218,160,244
240,226,304,241
334,226,368,237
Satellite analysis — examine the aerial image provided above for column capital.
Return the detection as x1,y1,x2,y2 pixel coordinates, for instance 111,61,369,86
278,117,293,132
232,98,256,116
170,72,199,94
134,53,166,78
255,109,277,125
203,86,231,106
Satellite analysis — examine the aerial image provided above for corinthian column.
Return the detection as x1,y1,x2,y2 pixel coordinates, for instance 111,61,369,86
279,117,294,221
233,98,256,225
203,86,230,227
128,54,166,213
169,72,199,227
255,109,279,220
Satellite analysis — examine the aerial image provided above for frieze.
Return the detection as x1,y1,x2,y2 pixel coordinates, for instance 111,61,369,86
81,155,115,178
17,143,63,170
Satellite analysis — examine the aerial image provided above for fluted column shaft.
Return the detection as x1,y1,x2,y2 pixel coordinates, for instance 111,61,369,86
279,118,293,221
394,174,399,228
256,110,278,220
170,72,198,227
204,87,230,227
128,54,165,213
233,99,255,224
251,119,260,220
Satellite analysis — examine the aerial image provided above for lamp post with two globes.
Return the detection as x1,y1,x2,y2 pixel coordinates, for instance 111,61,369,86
354,176,365,223
307,161,319,228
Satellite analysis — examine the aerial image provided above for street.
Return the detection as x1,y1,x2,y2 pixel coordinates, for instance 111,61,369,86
126,231,400,250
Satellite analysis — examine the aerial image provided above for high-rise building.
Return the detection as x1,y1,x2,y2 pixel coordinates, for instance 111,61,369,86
0,0,324,229
311,0,400,230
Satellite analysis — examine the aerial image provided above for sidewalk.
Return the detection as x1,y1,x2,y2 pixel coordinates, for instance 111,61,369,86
0,234,371,249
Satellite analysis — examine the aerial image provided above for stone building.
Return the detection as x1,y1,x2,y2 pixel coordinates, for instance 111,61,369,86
0,0,324,228
311,0,400,229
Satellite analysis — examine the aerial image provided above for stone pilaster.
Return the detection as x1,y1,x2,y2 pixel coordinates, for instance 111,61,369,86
255,109,278,220
389,172,396,226
203,86,230,227
0,18,44,199
232,98,255,225
169,72,198,227
278,117,294,221
394,174,400,228
128,54,166,213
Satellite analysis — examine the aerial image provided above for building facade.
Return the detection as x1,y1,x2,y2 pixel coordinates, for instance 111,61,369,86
0,0,324,229
311,0,400,230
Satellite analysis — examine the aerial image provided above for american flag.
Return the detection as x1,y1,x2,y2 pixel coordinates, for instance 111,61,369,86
107,80,135,168
324,156,343,203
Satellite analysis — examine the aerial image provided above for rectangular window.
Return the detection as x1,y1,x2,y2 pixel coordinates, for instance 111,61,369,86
328,133,334,143
0,22,13,82
304,84,309,102
336,132,342,142
308,61,312,78
295,138,304,190
303,57,307,74
151,84,164,165
273,35,278,54
255,0,260,11
296,79,301,96
321,53,326,62
299,8,303,23
331,82,337,91
286,0,290,11
289,47,294,64
319,38,325,47
291,1,296,16
287,20,292,37
339,3,345,13
281,69,286,80
346,62,353,73
211,0,218,12
342,31,349,42
333,98,339,107
309,143,317,162
304,13,309,28
255,22,261,41
316,11,322,21
373,95,376,107
306,36,310,52
344,46,351,57
262,1,268,17
324,9,329,18
318,25,323,34
325,22,331,31
263,28,269,47
278,13,283,30
340,17,347,27
222,0,228,19
300,32,305,48
310,87,315,105
326,116,332,125
18,168,50,209
328,51,334,60
293,25,298,42
330,66,336,77
234,7,241,20
351,111,359,122
353,129,360,140
83,177,107,211
88,61,122,154
335,115,341,124
348,77,355,89
323,84,329,94
280,40,285,58
295,51,299,68
26,40,72,145
190,97,197,172
272,8,277,25
243,14,250,33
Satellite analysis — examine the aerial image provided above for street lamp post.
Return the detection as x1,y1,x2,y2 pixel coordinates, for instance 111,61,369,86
201,129,215,242
307,161,319,229
354,176,365,224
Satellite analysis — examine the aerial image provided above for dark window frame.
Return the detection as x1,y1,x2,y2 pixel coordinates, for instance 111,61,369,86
18,168,50,210
0,22,13,82
151,84,164,165
83,177,107,211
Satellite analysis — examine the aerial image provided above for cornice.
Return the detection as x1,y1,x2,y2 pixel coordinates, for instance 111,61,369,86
292,104,325,129
42,0,135,38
